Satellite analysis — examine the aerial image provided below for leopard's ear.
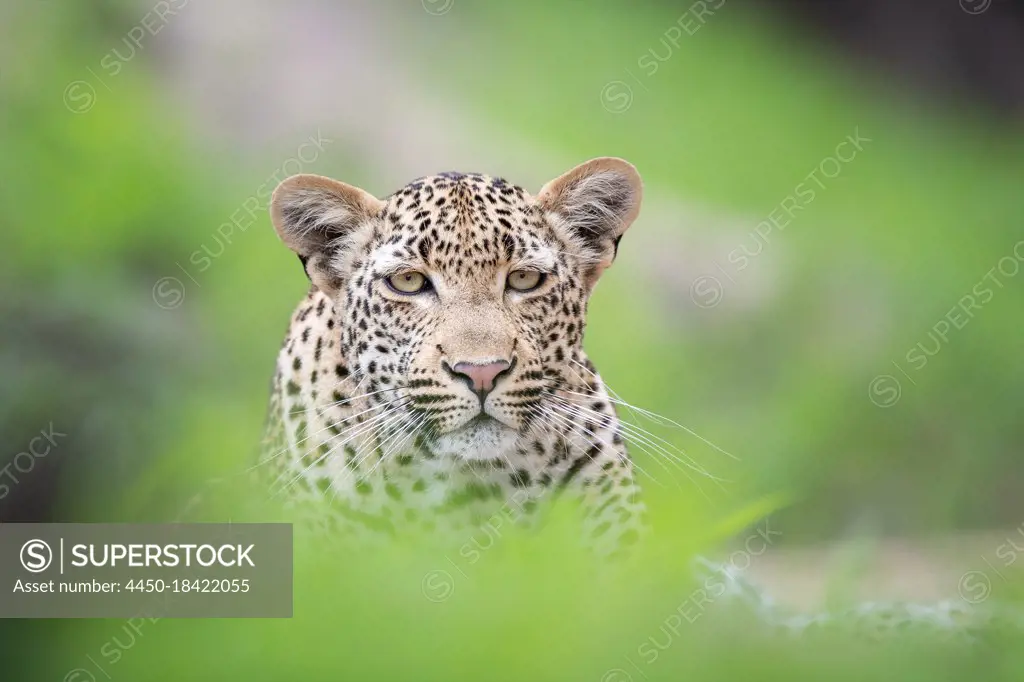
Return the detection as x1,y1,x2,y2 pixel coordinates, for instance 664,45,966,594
270,174,385,296
536,157,642,290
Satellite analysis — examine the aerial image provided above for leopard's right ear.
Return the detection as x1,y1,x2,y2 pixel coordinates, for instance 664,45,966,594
270,174,385,295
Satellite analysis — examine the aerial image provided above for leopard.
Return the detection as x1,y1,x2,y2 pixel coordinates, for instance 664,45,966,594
256,157,1014,641
258,158,647,556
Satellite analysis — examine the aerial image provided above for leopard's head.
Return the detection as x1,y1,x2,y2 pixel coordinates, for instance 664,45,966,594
270,159,642,462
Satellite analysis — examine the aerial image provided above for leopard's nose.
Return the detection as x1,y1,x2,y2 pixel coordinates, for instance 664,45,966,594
446,360,513,398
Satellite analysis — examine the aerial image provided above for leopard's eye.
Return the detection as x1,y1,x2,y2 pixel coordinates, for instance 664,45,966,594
386,271,429,294
507,269,545,292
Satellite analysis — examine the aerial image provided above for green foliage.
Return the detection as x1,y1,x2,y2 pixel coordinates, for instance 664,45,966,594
34,486,1024,681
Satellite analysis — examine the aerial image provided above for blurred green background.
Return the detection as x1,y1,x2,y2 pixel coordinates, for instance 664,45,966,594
2,0,1023,679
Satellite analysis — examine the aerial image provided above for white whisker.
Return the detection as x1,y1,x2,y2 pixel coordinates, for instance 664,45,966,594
270,402,409,496
353,410,419,473
255,399,394,471
559,371,740,463
365,412,429,479
549,395,728,484
326,409,414,502
528,403,666,490
287,385,403,416
546,399,715,499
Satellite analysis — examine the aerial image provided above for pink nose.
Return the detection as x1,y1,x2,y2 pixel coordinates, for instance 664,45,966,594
450,360,512,396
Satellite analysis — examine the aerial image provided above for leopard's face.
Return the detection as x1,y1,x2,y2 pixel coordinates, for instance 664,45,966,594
270,160,642,464
339,174,593,461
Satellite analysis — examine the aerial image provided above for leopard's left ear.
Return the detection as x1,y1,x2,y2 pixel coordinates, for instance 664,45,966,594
536,157,643,289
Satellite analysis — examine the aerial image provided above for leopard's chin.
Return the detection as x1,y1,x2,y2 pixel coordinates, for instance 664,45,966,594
428,414,519,462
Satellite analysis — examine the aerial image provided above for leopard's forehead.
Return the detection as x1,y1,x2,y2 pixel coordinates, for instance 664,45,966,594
372,172,559,277
390,171,529,204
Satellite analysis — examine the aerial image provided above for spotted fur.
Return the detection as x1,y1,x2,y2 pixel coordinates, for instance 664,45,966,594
259,159,646,554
